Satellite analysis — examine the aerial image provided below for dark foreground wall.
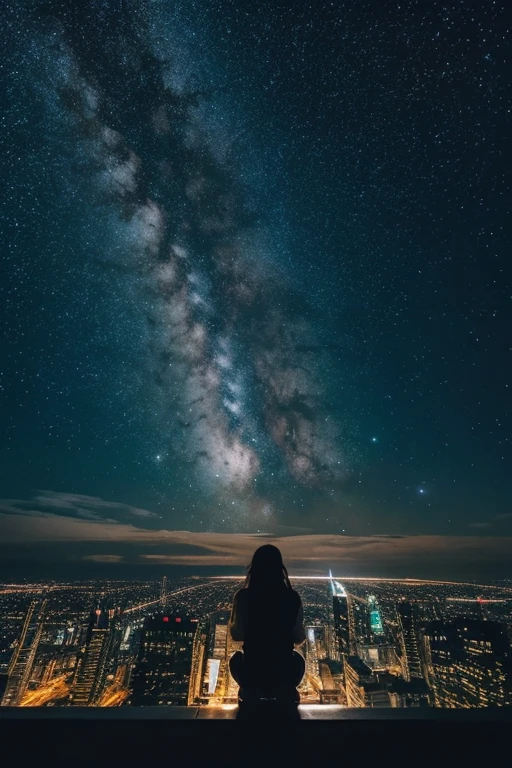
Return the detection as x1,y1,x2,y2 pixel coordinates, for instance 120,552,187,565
1,706,510,764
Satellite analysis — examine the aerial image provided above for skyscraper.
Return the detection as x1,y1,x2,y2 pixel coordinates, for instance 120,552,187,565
453,619,512,707
397,601,423,681
330,572,350,657
160,576,168,607
1,599,47,707
423,618,512,708
423,620,458,707
130,615,198,706
203,612,230,704
367,595,385,639
344,656,392,708
69,606,115,706
188,620,208,705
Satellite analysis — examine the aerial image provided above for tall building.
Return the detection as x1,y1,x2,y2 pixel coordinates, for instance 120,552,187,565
130,615,198,706
397,601,423,681
69,607,115,706
388,677,430,708
344,656,392,708
423,620,458,707
424,618,512,708
330,572,350,657
2,599,47,707
300,625,323,700
359,642,399,672
318,661,342,704
350,598,369,650
160,577,168,607
188,621,208,705
454,619,512,707
203,613,230,704
367,595,385,639
324,624,340,661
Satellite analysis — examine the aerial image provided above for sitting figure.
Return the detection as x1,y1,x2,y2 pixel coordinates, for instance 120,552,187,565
229,544,306,704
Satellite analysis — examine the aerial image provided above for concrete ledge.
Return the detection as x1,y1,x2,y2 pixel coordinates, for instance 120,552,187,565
1,707,511,763
1,704,512,720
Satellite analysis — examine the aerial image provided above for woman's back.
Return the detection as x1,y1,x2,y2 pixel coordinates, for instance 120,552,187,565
235,585,301,659
229,545,305,689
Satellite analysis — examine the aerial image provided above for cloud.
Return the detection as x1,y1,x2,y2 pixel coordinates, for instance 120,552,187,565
0,491,159,526
0,497,510,577
469,512,512,530
1,492,510,579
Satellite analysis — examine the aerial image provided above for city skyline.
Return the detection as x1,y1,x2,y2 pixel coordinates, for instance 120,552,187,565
1,0,511,581
1,574,511,709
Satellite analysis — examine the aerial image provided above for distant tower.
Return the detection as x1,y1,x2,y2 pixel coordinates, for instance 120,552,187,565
160,576,168,607
1,599,47,706
329,572,350,657
130,615,198,706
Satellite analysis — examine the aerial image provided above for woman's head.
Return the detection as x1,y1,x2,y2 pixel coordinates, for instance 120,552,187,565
245,544,291,590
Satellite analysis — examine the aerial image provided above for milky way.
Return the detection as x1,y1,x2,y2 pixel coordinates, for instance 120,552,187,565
30,0,345,528
3,0,509,543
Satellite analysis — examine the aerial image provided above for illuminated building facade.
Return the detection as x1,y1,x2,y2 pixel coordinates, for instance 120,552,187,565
350,599,369,649
344,656,392,708
69,608,115,706
130,615,198,706
359,642,399,672
318,661,342,703
349,594,398,673
330,573,350,658
188,621,208,705
368,596,385,638
423,620,458,707
1,599,47,707
203,612,230,704
160,577,168,607
325,624,340,662
453,619,512,707
397,601,424,681
424,619,512,708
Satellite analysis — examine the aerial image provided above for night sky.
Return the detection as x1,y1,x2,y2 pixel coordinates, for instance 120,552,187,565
1,1,511,578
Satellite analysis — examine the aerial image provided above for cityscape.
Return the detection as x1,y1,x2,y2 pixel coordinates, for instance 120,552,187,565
1,574,511,710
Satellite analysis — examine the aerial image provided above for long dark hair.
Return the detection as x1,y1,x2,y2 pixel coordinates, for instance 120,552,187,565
244,544,292,591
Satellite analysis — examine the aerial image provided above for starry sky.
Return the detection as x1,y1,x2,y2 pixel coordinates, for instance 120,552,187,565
1,0,511,578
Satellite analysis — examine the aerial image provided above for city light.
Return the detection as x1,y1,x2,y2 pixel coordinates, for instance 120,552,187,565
0,575,511,712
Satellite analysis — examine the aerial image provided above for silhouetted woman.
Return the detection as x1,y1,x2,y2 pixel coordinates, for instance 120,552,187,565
229,544,306,702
